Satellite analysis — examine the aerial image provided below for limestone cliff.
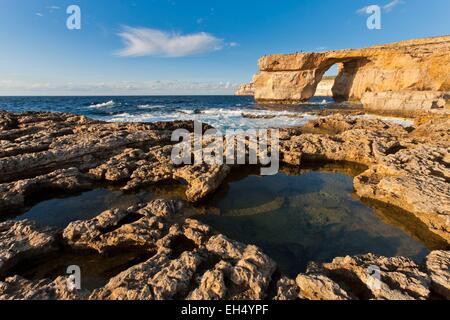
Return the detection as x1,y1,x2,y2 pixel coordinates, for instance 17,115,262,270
314,77,334,96
240,36,450,104
235,77,334,97
235,83,254,96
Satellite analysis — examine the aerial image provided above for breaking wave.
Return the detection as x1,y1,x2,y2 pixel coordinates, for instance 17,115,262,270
88,100,115,109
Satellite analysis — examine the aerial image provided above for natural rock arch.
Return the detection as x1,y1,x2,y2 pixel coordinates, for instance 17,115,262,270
241,36,450,104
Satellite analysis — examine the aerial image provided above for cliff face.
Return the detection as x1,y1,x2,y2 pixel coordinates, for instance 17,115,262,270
235,83,254,96
314,78,334,96
239,36,450,105
235,78,333,97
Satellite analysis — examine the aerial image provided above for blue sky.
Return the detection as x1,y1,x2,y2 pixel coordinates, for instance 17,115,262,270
0,0,448,95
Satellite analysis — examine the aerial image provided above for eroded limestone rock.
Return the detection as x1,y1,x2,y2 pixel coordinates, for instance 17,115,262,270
0,275,88,300
425,250,450,299
1,110,449,301
0,220,56,276
354,144,450,242
296,274,351,300
0,167,92,214
320,254,430,300
362,91,450,116
247,36,450,104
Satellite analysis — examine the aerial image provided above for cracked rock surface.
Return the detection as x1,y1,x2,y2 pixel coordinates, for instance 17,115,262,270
1,200,448,300
0,110,449,300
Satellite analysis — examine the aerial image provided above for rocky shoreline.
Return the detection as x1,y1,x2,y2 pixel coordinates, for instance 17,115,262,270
0,110,449,300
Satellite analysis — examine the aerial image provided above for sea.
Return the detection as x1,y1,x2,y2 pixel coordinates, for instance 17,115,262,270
0,95,413,130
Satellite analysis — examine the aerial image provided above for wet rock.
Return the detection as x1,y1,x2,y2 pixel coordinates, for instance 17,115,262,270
425,250,450,299
0,220,56,276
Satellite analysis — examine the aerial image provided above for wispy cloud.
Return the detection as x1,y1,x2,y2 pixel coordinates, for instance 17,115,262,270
356,0,405,15
116,27,224,57
383,0,404,12
356,6,370,15
0,79,240,95
35,13,43,17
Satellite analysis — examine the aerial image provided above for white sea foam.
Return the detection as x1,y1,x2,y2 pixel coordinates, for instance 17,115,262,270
100,108,316,130
137,104,165,109
88,100,115,108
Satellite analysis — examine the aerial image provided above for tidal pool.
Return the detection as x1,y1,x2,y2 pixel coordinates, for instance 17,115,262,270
196,164,436,277
6,162,444,279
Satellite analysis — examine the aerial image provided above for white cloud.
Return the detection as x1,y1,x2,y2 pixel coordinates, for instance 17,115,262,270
36,13,43,17
383,0,404,12
0,79,240,95
356,1,405,15
116,27,224,57
356,6,371,15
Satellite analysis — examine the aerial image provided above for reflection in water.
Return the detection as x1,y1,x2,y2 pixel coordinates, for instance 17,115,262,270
13,189,155,228
196,164,434,277
11,184,187,228
7,162,446,279
7,248,154,291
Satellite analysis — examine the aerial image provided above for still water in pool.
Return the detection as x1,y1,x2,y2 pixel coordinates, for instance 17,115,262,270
197,165,432,276
10,164,438,278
